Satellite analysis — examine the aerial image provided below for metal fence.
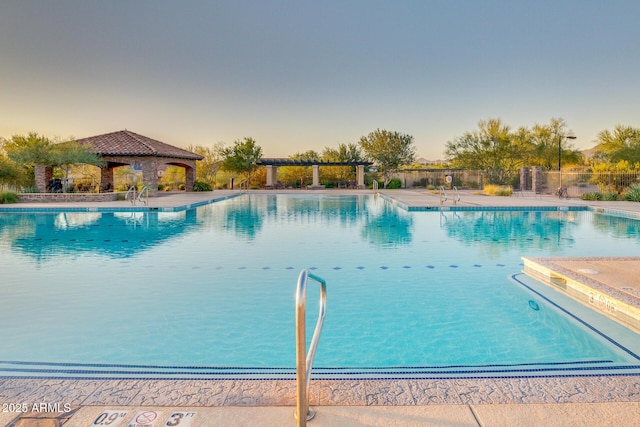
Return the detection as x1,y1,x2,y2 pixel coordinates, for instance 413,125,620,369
391,168,640,198
534,170,640,197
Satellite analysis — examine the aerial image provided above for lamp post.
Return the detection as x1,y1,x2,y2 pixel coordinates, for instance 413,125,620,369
558,135,577,191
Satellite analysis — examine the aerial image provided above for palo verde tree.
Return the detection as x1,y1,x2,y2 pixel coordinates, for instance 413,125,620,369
358,129,415,188
52,141,105,192
593,124,640,165
445,118,525,184
4,133,104,192
220,137,263,186
321,143,363,182
529,117,582,170
279,150,320,188
188,142,225,187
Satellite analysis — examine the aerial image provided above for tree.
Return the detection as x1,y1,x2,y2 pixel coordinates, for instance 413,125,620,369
445,118,523,184
188,143,225,187
220,137,263,186
321,143,363,183
3,132,55,188
279,150,319,188
358,129,415,187
529,118,582,170
593,125,640,165
51,141,105,192
0,154,23,187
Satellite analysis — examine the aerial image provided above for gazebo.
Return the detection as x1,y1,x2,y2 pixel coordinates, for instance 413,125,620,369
35,130,203,195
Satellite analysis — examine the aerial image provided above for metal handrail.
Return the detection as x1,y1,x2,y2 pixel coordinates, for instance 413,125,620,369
125,186,137,205
237,179,249,192
137,186,149,205
453,186,461,205
439,186,448,205
295,269,327,426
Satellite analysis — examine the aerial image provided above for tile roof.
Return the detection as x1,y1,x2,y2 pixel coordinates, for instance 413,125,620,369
76,130,203,160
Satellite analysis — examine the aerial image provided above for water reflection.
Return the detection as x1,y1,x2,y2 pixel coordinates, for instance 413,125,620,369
438,210,579,254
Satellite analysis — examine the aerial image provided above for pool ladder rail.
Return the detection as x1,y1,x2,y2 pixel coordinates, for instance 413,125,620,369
295,269,327,426
439,186,461,205
124,186,149,206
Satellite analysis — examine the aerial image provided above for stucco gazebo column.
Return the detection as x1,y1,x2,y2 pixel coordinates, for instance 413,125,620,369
266,165,278,188
312,165,320,187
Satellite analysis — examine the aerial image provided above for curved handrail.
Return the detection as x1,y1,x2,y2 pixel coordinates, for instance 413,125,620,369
295,269,327,426
453,186,461,204
439,186,448,205
125,186,137,205
137,186,149,205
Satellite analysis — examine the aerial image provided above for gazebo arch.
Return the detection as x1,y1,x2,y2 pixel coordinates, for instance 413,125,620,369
35,130,203,196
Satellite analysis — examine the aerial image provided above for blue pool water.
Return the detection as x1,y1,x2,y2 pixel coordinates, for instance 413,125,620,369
1,194,639,379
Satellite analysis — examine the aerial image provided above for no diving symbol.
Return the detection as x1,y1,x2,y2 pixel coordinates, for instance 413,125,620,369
128,411,160,426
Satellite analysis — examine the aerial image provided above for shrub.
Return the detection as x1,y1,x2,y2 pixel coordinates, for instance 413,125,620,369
386,178,402,189
0,191,19,204
193,181,212,192
603,192,619,201
427,184,436,190
622,184,640,202
581,192,603,201
483,184,512,196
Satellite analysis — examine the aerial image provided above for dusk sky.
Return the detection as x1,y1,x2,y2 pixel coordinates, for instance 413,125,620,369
1,1,638,159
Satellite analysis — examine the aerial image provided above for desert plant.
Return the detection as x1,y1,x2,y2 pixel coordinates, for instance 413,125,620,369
0,191,19,204
603,192,619,201
193,181,212,192
622,184,640,202
483,184,512,196
582,192,603,201
386,178,402,189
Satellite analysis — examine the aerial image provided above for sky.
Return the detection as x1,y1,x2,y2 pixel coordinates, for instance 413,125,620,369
1,0,639,160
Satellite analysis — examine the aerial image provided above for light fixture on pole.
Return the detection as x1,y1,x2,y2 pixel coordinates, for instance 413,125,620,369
558,135,577,191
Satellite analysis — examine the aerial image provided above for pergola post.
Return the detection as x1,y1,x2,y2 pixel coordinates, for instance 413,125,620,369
356,165,365,189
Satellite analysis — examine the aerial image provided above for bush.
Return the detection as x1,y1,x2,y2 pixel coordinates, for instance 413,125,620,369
483,184,512,196
603,192,619,201
0,191,19,204
582,192,603,201
193,181,212,192
386,178,402,189
622,184,640,202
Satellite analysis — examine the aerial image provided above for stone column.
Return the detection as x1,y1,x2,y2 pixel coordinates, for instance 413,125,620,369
34,165,52,193
532,166,543,194
312,164,320,187
100,167,114,192
356,165,365,189
141,158,158,196
519,166,531,191
185,165,196,192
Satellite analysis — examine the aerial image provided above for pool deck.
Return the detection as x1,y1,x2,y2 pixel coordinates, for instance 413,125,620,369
1,189,639,426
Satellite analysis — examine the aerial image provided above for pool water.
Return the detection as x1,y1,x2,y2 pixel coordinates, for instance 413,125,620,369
1,194,639,378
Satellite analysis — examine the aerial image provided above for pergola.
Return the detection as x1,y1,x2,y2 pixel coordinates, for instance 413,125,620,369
256,158,372,189
35,130,203,195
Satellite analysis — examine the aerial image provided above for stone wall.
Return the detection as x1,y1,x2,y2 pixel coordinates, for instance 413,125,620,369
18,192,121,203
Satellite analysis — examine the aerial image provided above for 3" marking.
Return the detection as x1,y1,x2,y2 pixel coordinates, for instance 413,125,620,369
163,412,197,426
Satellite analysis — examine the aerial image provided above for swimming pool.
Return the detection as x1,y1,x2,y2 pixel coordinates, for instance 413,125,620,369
1,194,639,379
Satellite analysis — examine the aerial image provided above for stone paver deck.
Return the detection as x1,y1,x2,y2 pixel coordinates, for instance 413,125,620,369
1,189,639,426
